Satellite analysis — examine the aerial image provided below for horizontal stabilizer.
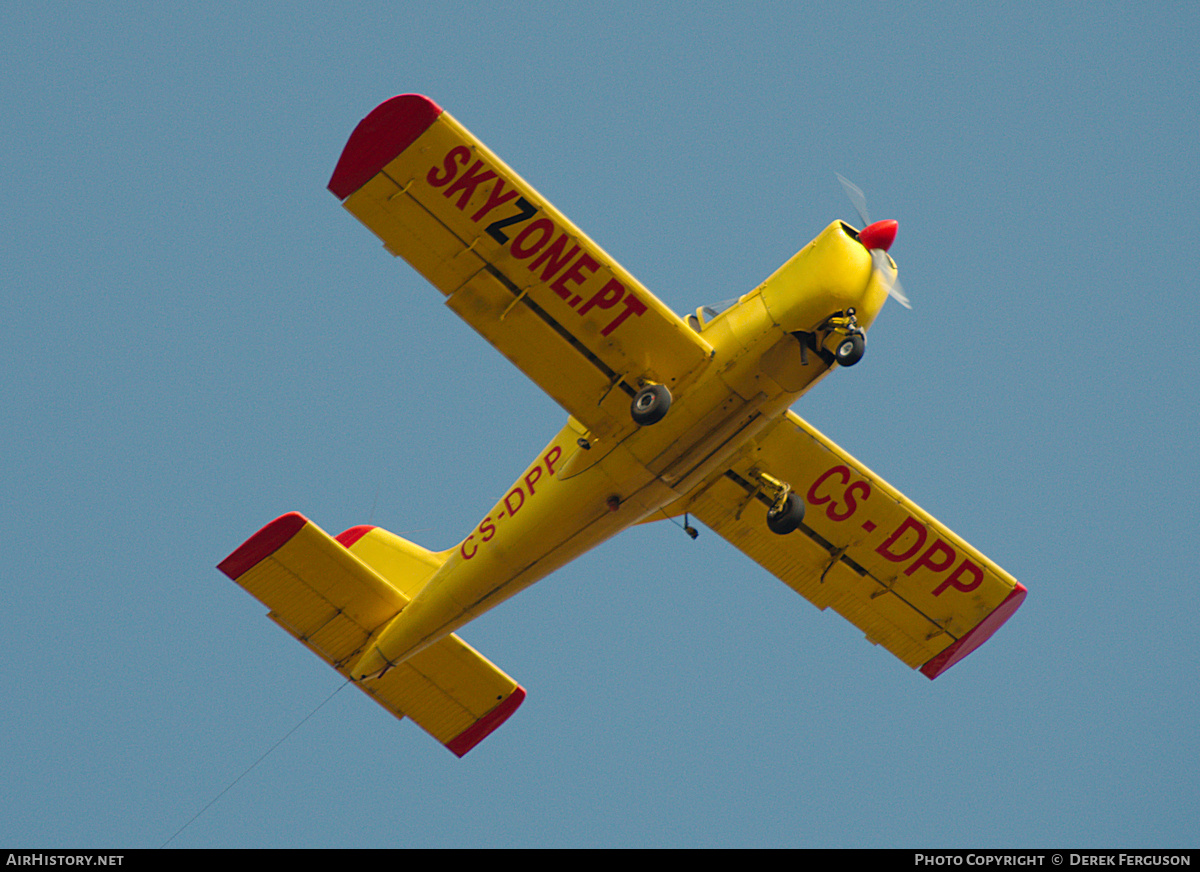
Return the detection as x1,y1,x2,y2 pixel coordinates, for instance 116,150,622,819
219,513,525,756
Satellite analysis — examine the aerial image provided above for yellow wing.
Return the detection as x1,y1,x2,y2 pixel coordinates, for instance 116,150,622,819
328,94,713,441
682,411,1025,678
218,513,524,756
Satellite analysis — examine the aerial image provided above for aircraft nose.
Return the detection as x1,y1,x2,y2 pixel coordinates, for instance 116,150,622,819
859,219,898,252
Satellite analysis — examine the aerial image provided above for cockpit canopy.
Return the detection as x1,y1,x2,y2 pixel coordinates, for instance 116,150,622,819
686,297,739,332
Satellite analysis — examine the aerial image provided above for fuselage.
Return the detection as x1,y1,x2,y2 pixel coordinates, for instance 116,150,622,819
351,219,895,679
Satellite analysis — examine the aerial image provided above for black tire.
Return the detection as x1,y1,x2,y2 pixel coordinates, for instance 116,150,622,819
766,494,805,535
834,332,866,367
630,384,671,426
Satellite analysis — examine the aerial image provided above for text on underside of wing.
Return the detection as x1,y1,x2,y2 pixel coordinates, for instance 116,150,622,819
806,464,986,598
427,146,647,338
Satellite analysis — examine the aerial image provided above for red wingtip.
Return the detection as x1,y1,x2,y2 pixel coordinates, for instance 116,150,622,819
859,219,898,252
335,525,377,548
445,687,527,758
327,94,443,200
920,583,1027,679
218,512,309,580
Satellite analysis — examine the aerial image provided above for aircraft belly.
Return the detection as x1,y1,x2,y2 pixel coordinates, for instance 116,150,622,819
355,421,673,676
359,356,812,679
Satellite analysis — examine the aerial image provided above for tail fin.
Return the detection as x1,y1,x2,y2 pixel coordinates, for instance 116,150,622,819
334,523,446,599
219,513,525,757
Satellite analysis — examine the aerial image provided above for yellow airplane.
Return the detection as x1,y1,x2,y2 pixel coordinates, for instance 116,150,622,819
220,94,1026,757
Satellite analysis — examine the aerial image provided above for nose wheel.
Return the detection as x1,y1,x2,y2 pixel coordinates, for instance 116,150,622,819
834,332,865,366
766,493,806,535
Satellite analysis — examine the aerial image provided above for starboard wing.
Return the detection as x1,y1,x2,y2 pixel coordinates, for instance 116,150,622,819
328,94,713,441
682,411,1025,678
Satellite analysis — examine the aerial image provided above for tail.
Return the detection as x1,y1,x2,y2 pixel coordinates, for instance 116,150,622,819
219,513,525,757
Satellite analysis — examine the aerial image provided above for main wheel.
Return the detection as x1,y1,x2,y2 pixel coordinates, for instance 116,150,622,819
834,333,866,367
631,384,671,426
766,494,805,535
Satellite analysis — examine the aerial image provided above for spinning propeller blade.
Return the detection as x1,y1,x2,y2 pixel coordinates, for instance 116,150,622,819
835,174,910,309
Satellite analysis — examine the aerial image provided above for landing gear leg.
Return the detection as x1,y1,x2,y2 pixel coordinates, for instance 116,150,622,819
750,469,806,535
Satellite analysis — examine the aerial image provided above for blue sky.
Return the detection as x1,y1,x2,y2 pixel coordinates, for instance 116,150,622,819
2,2,1198,849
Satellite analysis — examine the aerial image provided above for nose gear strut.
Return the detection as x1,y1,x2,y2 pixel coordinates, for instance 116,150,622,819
791,308,867,368
819,309,866,367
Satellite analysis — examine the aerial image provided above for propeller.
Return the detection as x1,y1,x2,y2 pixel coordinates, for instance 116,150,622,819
836,173,911,309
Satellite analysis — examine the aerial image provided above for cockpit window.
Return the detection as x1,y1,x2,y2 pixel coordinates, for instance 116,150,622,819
688,297,739,332
700,298,738,321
